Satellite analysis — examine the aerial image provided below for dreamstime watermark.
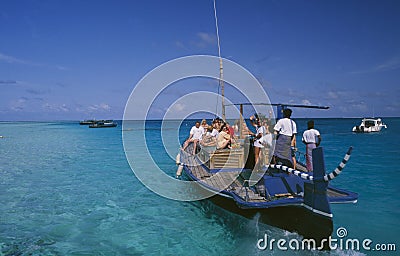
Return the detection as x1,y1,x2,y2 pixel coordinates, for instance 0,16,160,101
122,55,275,201
257,227,397,252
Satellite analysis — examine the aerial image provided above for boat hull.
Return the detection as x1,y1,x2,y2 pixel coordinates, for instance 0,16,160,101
183,170,333,248
89,123,117,128
352,125,384,133
207,191,333,239
179,144,355,250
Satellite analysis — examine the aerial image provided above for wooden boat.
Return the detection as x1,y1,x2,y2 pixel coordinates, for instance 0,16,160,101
174,1,358,248
177,114,358,247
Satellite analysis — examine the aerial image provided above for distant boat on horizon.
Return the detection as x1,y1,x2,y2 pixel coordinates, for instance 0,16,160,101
80,119,118,128
79,119,98,125
88,120,117,128
352,117,387,133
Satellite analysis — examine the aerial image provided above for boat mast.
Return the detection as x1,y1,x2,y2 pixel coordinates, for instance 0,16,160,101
220,58,225,120
213,0,225,120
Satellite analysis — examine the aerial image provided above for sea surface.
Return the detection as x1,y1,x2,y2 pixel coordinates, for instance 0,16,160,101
0,118,399,255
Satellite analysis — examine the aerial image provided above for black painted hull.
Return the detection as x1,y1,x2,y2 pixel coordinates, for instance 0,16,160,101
205,192,333,242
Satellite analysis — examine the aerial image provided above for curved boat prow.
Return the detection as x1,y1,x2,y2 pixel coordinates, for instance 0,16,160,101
304,147,332,218
269,147,354,218
324,147,353,181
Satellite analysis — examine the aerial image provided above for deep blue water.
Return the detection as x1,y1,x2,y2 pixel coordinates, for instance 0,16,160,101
0,118,399,255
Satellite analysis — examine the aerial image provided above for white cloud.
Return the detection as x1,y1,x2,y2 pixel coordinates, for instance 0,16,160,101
197,32,216,44
88,103,111,112
0,52,68,71
42,103,70,112
0,52,37,65
193,32,216,48
10,98,27,111
351,102,368,112
350,56,400,74
56,65,68,71
171,103,185,112
327,91,339,99
175,41,186,49
373,57,400,72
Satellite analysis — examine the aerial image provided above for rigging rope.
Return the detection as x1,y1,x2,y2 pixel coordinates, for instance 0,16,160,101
213,0,225,119
214,0,222,58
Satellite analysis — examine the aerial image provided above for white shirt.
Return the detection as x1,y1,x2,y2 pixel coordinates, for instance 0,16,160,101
302,129,320,144
274,118,297,136
259,133,273,148
190,126,204,140
211,128,219,138
254,125,266,148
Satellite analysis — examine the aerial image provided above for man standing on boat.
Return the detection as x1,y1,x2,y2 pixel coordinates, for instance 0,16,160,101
182,121,204,155
302,120,321,171
272,108,297,168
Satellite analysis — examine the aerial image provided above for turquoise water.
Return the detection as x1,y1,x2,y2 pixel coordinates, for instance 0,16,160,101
0,119,399,255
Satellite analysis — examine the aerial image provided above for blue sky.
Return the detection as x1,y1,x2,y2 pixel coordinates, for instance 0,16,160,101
0,0,399,120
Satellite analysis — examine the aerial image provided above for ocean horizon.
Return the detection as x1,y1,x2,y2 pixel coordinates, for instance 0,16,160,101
1,116,400,123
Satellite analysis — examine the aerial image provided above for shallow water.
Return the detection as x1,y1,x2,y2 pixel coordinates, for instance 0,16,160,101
0,118,399,255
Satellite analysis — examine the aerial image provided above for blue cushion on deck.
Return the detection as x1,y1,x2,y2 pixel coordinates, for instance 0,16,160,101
264,177,288,196
283,176,305,194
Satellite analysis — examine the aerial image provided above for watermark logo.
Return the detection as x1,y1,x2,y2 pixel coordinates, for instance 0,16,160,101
336,227,347,238
257,227,396,252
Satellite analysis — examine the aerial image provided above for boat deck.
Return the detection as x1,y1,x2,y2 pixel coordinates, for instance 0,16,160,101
183,151,269,202
181,144,354,204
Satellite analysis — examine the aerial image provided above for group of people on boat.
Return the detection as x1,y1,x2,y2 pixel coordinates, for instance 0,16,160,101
182,118,238,155
182,108,322,171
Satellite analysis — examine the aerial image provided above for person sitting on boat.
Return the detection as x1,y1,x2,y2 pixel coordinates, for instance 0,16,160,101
232,120,240,137
217,124,232,149
182,121,205,155
211,119,220,138
272,108,297,168
201,119,208,130
200,125,217,147
225,121,236,139
302,120,321,171
250,114,266,167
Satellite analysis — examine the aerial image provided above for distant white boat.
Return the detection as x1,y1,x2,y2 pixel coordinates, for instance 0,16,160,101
352,118,387,133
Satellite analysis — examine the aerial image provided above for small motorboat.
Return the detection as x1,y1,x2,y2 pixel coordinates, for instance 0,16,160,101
89,120,117,128
352,118,387,133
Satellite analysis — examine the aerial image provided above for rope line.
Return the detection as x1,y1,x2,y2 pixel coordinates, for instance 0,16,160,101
213,0,225,119
269,164,314,181
213,0,222,59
